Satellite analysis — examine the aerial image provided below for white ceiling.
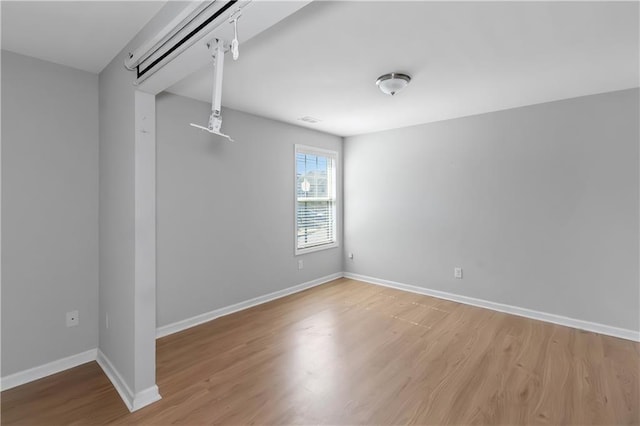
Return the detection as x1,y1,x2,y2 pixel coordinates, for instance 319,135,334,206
167,1,639,137
1,1,166,73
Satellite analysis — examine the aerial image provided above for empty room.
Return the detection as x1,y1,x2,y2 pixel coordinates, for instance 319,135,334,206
1,1,638,424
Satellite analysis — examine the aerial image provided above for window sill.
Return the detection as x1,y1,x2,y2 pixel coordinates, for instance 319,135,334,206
295,242,339,256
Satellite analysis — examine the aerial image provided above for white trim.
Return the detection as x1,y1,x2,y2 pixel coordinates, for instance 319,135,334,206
294,144,340,256
96,350,135,411
157,272,343,338
3,270,635,401
344,272,640,342
295,241,340,256
0,349,97,391
295,144,338,157
134,90,159,403
124,1,205,70
132,385,162,412
96,350,162,412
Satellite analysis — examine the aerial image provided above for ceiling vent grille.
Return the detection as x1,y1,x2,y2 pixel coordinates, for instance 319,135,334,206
298,116,321,124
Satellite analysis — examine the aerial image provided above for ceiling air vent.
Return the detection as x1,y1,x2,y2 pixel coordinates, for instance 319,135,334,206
298,116,321,124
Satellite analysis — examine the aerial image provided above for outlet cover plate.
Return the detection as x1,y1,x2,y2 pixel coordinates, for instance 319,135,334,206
454,267,463,279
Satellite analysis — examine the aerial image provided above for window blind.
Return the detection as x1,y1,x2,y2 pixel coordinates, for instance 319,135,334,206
295,146,337,252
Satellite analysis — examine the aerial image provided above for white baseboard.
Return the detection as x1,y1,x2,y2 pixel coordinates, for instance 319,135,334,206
157,272,344,338
132,384,162,411
96,349,161,412
96,350,135,411
0,273,342,400
0,348,97,391
1,348,161,411
344,272,640,342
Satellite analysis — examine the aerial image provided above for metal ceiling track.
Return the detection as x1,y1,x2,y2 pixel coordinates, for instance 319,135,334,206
125,0,245,84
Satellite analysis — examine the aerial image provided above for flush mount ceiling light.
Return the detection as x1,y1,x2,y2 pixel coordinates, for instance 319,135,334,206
376,72,411,96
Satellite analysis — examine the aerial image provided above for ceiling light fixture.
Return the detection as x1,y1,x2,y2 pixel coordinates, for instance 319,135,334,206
376,72,411,96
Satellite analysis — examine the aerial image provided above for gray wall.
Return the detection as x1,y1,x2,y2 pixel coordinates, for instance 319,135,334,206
156,93,343,327
97,3,187,395
98,41,136,386
1,51,99,376
344,89,640,332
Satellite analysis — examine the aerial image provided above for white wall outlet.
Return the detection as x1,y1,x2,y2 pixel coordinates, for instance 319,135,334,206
298,259,304,270
66,310,79,327
454,267,463,279
348,253,354,260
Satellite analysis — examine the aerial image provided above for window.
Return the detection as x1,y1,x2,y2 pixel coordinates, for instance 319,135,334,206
295,145,338,254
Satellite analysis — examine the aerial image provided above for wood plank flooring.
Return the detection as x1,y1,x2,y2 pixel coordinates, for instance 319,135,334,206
2,278,639,425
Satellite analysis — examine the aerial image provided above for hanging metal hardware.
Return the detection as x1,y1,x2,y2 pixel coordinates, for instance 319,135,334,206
230,11,241,60
189,39,234,141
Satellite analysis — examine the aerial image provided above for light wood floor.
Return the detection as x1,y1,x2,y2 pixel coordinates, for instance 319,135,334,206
2,278,639,425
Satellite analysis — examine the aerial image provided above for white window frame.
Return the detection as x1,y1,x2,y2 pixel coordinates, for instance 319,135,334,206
294,145,339,255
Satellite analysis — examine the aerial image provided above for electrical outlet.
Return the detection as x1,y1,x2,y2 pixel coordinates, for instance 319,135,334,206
454,267,463,279
66,310,79,327
348,253,354,260
298,259,304,270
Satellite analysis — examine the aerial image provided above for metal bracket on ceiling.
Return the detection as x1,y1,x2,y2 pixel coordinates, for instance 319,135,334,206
189,39,234,141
